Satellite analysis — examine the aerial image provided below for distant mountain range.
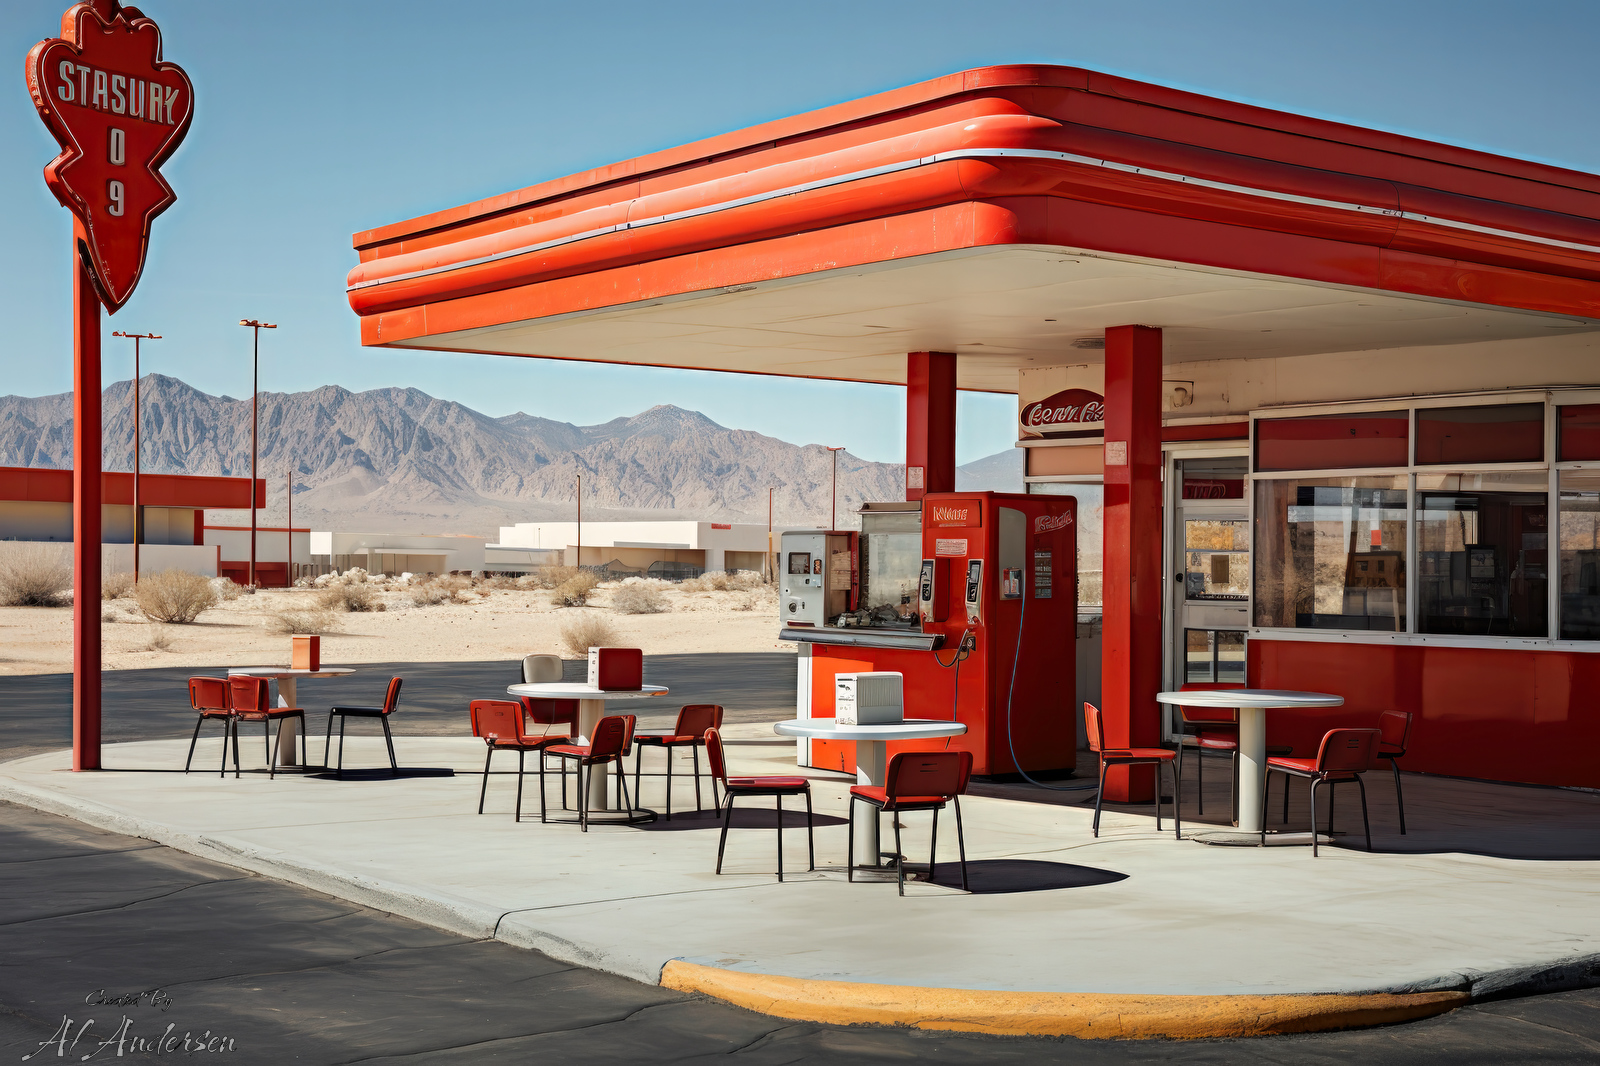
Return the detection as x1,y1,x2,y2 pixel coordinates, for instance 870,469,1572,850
0,376,1023,535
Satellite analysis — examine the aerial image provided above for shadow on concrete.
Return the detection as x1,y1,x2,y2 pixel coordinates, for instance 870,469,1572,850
926,859,1129,894
636,807,849,831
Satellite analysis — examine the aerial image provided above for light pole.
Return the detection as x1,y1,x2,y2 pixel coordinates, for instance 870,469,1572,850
826,447,844,530
767,486,774,582
239,320,276,587
286,469,293,584
575,472,582,570
111,331,160,582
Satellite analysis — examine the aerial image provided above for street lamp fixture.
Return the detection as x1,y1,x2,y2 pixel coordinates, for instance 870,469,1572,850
111,330,160,582
239,319,276,587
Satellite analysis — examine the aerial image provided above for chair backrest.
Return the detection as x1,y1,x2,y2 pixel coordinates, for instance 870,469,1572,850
227,675,270,715
703,727,728,785
618,714,637,756
470,699,524,742
189,676,230,713
1377,710,1413,750
521,697,578,732
674,704,723,737
380,677,403,715
1314,728,1381,773
1083,702,1106,754
587,715,629,760
522,654,562,684
884,750,971,800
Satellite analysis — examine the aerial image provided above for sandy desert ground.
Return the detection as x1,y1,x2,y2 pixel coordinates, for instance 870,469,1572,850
0,578,794,677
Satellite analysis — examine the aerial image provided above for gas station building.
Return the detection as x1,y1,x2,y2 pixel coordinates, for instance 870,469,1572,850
347,66,1600,795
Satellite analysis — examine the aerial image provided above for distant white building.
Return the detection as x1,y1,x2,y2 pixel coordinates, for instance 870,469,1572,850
309,531,487,576
494,521,779,578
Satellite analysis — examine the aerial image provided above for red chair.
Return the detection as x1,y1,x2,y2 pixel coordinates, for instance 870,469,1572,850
325,677,403,779
704,727,813,881
543,715,635,831
1173,683,1291,823
632,704,724,819
1085,702,1179,839
1377,710,1414,835
226,675,307,780
1265,728,1381,855
185,676,235,777
470,699,574,821
521,697,580,810
848,750,973,896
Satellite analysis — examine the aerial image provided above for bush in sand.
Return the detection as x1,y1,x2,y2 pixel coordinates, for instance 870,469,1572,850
0,542,73,607
319,581,379,612
273,609,340,635
560,610,620,658
102,571,135,600
552,571,600,607
134,569,217,623
680,570,764,592
611,579,670,615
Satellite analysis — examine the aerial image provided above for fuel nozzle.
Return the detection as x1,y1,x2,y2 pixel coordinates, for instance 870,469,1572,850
959,629,977,653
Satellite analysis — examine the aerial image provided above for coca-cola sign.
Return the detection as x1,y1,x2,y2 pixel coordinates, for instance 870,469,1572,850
1019,388,1105,436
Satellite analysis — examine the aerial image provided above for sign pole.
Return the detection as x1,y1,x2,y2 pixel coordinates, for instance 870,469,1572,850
73,233,103,771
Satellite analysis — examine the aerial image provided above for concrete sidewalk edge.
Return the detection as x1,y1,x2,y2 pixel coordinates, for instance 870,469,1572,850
659,961,1468,1039
4,775,1598,1041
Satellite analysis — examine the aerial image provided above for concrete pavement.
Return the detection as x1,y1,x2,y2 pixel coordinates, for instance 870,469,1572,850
3,727,1597,1039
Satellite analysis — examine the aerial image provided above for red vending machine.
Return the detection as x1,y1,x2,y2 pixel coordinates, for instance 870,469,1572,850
783,491,1077,778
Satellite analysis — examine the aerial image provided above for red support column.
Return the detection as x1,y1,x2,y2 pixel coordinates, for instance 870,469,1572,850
1100,325,1162,802
73,241,103,771
905,351,956,501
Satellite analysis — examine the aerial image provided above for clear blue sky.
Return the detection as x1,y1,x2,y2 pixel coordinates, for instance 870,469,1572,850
4,0,1597,464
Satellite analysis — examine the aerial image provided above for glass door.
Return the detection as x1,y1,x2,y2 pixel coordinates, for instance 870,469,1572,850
1170,457,1250,686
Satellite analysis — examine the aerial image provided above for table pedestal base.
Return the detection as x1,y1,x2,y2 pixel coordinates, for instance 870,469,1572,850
274,677,312,772
1189,829,1338,847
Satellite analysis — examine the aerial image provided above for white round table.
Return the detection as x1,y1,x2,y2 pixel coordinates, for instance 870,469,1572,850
229,667,356,769
773,717,967,867
1155,689,1343,836
507,682,668,810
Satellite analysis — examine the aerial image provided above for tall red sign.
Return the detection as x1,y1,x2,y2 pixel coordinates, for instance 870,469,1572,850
27,0,192,311
27,0,191,771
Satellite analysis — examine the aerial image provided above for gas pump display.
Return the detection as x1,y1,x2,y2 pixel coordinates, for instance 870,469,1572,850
780,491,1077,777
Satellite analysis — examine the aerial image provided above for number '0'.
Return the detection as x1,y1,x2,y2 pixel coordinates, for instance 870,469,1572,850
106,128,126,217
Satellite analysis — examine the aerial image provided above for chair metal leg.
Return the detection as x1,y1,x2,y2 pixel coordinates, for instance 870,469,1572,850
382,716,398,774
478,745,494,814
775,794,784,882
715,795,733,874
268,722,281,780
324,713,335,771
1282,766,1291,823
1152,759,1162,832
578,762,588,833
337,716,347,779
954,796,969,891
633,745,643,812
1172,758,1182,840
514,749,525,823
1328,778,1336,836
263,720,272,764
1195,744,1204,815
538,752,549,823
893,810,905,896
1389,757,1407,835
1357,775,1372,852
804,789,815,871
618,758,634,815
665,744,674,821
185,716,204,774
1093,759,1108,837
560,758,569,810
930,806,940,885
692,746,703,811
1310,777,1321,857
846,797,856,881
219,718,230,778
230,718,242,779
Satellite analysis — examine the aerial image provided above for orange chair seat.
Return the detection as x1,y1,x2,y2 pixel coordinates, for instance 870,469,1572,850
487,733,570,751
234,705,304,721
1102,747,1176,761
848,785,948,807
634,733,703,746
1196,731,1238,750
1267,756,1358,780
727,775,809,789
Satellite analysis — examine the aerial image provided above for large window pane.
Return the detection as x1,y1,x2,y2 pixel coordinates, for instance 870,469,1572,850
1416,472,1548,637
1558,404,1600,462
1254,477,1407,630
1415,403,1543,465
1559,470,1600,639
1028,481,1102,607
1255,411,1408,472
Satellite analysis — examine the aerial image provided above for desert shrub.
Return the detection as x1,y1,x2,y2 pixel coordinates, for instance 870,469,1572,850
134,569,217,623
679,570,762,593
612,581,670,615
522,565,580,590
341,567,370,583
318,582,377,612
560,610,620,658
409,582,452,607
273,609,340,634
144,624,173,651
0,543,73,607
551,571,600,607
209,575,242,601
102,571,135,600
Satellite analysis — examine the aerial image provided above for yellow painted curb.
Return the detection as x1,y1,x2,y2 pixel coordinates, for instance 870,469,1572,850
660,961,1468,1040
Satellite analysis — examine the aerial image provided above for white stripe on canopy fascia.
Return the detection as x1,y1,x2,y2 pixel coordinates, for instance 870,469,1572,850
348,147,1600,293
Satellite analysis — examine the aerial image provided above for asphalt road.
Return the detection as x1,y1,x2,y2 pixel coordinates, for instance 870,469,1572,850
4,659,1600,1062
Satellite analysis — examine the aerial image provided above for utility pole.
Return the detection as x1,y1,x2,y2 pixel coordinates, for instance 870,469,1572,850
575,472,582,570
826,447,844,531
768,486,774,582
239,320,276,586
286,470,293,584
111,331,160,582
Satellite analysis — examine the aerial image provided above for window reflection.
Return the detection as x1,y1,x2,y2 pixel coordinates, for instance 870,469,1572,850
1416,472,1548,637
1253,477,1407,630
1559,470,1600,640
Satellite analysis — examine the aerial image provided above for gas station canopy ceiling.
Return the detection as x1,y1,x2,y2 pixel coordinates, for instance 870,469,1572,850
349,67,1600,393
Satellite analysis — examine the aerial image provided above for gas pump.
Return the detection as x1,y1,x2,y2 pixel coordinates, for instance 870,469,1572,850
780,491,1077,778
